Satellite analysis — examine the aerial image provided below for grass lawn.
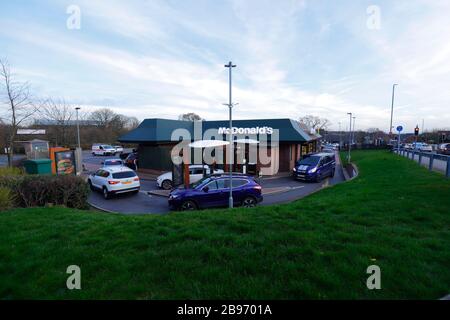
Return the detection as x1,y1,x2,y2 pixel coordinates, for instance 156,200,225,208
0,150,449,299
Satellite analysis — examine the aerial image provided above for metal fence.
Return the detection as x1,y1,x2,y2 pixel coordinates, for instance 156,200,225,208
395,148,450,178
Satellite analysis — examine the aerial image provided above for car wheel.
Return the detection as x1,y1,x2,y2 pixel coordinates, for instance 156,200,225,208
242,196,257,208
103,187,110,200
92,152,95,156
131,190,139,195
181,200,197,211
88,180,95,191
162,179,173,190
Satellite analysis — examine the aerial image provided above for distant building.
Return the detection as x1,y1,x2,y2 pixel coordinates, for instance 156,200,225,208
33,119,99,126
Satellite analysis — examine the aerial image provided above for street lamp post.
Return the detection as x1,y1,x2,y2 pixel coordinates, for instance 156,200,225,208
224,61,236,209
347,112,352,162
352,116,356,144
75,107,81,148
389,84,398,135
338,122,342,148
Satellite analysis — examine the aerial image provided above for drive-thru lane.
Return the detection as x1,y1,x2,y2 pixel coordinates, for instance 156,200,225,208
88,156,346,214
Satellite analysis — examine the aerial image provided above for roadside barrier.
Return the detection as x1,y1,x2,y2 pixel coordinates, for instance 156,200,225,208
395,148,450,178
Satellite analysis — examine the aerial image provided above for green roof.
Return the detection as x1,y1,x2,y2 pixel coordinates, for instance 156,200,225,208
118,118,317,143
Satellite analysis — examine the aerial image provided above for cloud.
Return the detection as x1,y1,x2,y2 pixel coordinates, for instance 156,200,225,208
1,0,449,131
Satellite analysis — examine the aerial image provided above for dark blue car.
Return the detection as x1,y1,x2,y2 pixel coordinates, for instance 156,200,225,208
168,174,263,211
293,153,336,182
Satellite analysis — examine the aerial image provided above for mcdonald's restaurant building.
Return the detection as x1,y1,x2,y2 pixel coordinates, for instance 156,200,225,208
118,118,321,176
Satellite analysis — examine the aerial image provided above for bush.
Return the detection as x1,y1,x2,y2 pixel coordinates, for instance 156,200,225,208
0,187,15,211
0,167,23,176
0,175,89,209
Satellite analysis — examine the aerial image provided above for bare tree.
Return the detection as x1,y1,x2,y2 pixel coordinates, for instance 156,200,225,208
38,98,75,146
178,112,203,121
126,116,140,130
89,108,116,127
0,59,38,166
109,114,129,133
299,115,331,131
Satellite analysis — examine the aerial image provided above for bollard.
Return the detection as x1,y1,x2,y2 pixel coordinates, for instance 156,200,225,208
429,154,434,171
419,153,422,165
446,158,450,178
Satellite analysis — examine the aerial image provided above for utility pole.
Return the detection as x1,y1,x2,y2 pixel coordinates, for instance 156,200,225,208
75,107,82,175
389,84,398,135
75,107,81,148
347,112,352,162
338,121,342,148
352,116,356,144
224,61,236,209
422,118,425,141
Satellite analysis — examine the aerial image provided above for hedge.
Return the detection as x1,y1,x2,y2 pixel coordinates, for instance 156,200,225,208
0,175,89,210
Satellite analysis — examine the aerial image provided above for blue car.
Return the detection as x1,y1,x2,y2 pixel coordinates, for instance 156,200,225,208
293,153,336,182
168,174,263,211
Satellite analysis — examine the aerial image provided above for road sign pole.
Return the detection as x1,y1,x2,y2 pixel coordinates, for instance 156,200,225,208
396,125,403,153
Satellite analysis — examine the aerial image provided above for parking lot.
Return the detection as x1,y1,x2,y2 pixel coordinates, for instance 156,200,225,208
85,150,345,214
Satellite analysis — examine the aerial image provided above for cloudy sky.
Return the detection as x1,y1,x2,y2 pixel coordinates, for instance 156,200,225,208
1,0,449,132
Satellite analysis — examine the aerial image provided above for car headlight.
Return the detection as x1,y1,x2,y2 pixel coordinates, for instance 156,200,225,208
309,167,317,173
293,167,297,172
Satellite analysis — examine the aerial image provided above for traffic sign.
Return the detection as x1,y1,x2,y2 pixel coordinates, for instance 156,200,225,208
396,125,403,132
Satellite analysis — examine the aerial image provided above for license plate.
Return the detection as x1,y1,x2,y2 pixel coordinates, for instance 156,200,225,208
122,181,132,184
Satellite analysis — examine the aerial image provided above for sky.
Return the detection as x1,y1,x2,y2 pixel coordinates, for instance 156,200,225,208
1,0,449,132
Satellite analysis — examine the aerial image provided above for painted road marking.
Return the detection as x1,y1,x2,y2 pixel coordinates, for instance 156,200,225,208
263,185,304,195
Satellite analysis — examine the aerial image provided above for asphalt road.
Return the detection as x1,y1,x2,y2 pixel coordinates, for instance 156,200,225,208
2,149,346,214
82,149,133,171
88,157,346,215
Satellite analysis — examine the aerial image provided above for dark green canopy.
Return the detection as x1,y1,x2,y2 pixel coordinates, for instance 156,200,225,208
118,118,318,143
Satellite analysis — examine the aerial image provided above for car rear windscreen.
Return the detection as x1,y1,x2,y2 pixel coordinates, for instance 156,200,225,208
106,160,122,165
112,171,136,179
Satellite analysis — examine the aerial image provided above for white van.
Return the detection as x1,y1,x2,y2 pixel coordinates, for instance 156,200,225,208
92,144,117,156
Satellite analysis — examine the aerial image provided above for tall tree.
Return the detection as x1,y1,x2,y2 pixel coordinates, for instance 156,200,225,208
126,116,140,130
38,98,75,146
299,115,331,132
89,108,116,127
0,59,38,166
178,112,203,121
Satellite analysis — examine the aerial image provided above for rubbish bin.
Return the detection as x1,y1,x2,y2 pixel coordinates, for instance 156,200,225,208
23,159,52,175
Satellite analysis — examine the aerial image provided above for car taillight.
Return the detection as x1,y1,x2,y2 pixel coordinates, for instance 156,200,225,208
108,180,120,185
133,177,139,181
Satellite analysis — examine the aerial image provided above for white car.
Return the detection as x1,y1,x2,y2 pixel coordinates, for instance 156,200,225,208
88,166,140,199
92,144,117,156
413,142,433,152
404,143,413,150
156,164,224,190
113,145,124,154
102,158,124,167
